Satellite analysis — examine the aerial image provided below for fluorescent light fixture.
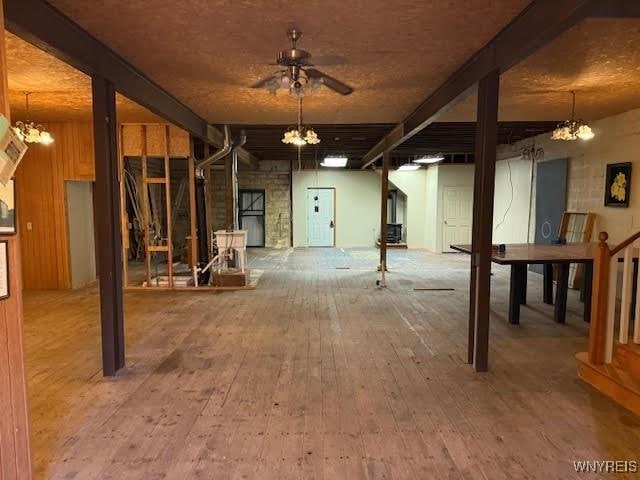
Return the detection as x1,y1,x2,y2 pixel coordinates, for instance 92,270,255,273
321,156,348,168
415,154,444,164
398,163,421,171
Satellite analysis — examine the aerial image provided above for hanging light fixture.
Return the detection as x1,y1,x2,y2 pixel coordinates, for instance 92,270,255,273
551,91,594,141
414,153,445,164
282,97,320,146
13,93,54,145
12,92,54,145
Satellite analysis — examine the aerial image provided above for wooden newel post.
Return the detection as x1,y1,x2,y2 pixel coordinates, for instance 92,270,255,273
588,231,610,364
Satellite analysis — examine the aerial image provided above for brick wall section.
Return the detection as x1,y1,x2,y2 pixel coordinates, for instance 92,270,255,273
207,168,292,247
238,171,291,247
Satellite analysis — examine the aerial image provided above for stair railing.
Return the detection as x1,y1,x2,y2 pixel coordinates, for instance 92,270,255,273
589,231,640,365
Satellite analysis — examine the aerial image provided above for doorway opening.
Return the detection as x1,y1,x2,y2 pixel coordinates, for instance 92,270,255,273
238,189,266,247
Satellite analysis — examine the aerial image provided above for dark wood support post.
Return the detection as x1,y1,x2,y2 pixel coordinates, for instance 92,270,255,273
588,232,611,364
92,76,125,376
470,70,500,372
379,150,390,270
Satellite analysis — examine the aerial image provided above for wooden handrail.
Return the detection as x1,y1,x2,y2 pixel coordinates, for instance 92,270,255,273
610,229,640,256
588,232,611,364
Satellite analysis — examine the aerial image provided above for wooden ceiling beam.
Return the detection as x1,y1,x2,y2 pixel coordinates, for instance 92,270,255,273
4,0,229,148
360,0,605,169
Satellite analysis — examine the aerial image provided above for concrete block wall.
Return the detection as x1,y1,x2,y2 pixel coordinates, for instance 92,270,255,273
496,107,640,244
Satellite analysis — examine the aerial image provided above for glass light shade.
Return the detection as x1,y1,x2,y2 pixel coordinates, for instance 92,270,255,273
415,154,445,164
321,156,348,168
39,130,54,145
575,124,594,140
398,163,421,171
551,125,575,141
304,129,320,145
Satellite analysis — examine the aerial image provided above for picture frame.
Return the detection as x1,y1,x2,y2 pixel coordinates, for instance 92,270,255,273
604,162,632,208
0,177,16,234
0,240,8,300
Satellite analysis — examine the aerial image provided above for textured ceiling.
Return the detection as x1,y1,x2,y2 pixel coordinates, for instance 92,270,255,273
5,7,640,131
5,32,160,123
45,0,532,124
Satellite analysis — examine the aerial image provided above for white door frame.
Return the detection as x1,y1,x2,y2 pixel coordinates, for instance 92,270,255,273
306,187,335,247
442,185,473,253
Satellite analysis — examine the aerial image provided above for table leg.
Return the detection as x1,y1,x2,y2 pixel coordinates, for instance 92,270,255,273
543,263,554,305
509,264,524,324
583,261,593,323
519,266,527,305
554,264,570,324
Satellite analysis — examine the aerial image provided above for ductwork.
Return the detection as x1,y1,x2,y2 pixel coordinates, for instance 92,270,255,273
196,124,232,169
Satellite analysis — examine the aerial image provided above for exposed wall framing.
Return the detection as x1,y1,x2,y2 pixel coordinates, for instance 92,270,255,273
119,123,196,289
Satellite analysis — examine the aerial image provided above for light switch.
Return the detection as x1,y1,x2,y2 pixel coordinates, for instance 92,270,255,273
27,222,32,231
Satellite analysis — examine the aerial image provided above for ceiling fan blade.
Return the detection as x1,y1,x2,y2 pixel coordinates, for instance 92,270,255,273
305,68,354,95
250,74,278,89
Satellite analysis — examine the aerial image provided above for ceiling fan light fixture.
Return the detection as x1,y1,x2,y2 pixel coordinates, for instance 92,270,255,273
321,156,348,168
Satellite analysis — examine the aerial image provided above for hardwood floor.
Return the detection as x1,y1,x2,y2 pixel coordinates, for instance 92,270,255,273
23,248,640,479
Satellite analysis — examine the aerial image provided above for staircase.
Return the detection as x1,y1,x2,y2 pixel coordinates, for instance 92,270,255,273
576,231,640,416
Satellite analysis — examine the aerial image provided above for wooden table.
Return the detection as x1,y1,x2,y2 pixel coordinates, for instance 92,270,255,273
450,243,599,324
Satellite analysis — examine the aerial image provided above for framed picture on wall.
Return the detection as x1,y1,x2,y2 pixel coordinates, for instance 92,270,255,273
0,177,16,234
0,240,8,300
605,162,632,208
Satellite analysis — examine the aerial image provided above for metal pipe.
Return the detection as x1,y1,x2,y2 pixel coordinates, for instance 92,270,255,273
230,130,247,231
196,124,232,169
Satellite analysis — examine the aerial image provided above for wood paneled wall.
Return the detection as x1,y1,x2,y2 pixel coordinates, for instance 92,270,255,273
15,122,95,290
0,2,33,477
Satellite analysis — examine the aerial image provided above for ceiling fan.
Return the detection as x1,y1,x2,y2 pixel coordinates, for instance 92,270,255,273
251,29,354,98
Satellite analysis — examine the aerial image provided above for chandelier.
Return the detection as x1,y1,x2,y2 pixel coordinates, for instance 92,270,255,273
282,97,320,146
551,91,594,141
12,92,54,145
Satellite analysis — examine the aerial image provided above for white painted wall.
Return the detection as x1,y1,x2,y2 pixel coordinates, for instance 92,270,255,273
389,170,428,248
293,170,381,247
497,107,640,244
492,156,533,245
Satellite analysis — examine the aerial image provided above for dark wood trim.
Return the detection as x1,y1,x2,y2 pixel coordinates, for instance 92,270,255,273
5,0,219,144
471,70,500,372
361,0,598,169
92,76,125,376
379,150,390,268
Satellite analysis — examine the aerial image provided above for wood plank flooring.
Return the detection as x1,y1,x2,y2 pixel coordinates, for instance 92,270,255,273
23,248,640,479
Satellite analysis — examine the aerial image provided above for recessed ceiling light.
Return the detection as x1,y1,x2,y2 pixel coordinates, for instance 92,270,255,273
415,154,445,164
398,163,421,171
321,156,348,168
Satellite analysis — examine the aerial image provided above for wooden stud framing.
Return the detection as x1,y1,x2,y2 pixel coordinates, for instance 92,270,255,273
188,138,198,268
471,70,500,372
141,125,152,286
164,125,173,288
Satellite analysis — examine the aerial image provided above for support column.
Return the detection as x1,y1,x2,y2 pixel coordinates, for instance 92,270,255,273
92,76,125,376
224,154,234,229
470,70,500,372
0,2,32,476
379,150,390,270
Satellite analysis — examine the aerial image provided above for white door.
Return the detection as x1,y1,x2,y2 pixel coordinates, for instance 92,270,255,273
442,186,472,252
307,188,335,247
